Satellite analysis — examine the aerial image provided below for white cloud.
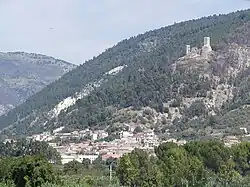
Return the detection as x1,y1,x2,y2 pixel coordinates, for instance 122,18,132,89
0,0,249,64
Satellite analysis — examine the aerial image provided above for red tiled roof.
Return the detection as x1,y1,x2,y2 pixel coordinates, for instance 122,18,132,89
101,154,120,160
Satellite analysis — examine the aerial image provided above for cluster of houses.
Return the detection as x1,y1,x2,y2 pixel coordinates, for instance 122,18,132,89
27,128,109,142
27,127,164,164
23,125,249,165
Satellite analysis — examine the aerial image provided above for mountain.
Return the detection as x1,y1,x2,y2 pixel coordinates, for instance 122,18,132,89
0,52,76,115
1,9,250,139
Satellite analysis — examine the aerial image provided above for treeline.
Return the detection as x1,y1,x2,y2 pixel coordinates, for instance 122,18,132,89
0,140,61,164
0,156,116,187
0,142,118,187
116,140,250,187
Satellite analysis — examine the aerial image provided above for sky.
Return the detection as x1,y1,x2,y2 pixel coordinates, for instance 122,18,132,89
0,1,249,64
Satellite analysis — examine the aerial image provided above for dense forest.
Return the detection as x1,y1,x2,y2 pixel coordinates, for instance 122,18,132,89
1,9,250,137
0,140,249,187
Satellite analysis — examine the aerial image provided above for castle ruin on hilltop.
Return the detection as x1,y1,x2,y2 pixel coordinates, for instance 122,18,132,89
172,36,214,72
185,37,213,59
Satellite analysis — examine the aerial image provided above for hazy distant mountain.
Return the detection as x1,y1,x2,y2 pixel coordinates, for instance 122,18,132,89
0,52,76,115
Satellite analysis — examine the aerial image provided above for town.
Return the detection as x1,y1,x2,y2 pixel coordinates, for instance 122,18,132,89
21,125,248,165
26,126,164,164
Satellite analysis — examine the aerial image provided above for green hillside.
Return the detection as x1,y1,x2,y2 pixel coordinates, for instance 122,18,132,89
1,9,250,138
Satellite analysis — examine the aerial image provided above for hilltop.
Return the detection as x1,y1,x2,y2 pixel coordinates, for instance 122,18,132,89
0,52,76,115
1,9,250,140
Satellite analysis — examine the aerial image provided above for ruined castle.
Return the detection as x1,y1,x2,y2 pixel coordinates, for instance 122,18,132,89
172,37,214,72
185,37,213,58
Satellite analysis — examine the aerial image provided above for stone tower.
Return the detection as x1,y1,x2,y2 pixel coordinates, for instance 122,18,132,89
186,45,191,55
204,37,211,47
201,37,212,57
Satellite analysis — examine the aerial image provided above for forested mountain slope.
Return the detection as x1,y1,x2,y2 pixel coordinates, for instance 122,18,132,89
0,52,76,116
1,9,250,138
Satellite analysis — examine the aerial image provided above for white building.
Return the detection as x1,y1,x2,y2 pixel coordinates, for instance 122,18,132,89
98,131,109,139
144,129,155,137
3,139,13,144
61,154,99,164
53,126,65,133
92,133,98,141
240,127,248,134
120,131,133,138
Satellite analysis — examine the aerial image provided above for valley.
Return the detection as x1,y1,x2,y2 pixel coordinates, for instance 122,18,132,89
0,7,250,187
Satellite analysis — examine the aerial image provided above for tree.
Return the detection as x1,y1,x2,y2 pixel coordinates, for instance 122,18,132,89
133,126,143,134
92,156,106,171
6,156,58,187
116,154,138,186
63,160,83,174
82,158,91,169
231,142,250,175
184,140,231,172
185,100,207,118
116,149,162,187
155,143,206,186
28,141,61,164
0,157,15,184
218,160,241,184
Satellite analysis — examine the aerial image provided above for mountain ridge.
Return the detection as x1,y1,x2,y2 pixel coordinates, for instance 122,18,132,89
0,51,76,116
1,9,250,139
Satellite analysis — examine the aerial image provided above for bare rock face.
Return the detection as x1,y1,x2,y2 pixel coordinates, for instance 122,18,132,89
170,40,250,121
0,52,76,115
0,104,14,116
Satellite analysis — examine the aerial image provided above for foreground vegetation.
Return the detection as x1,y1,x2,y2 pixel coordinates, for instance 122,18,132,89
0,140,249,186
0,155,119,187
116,140,250,187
